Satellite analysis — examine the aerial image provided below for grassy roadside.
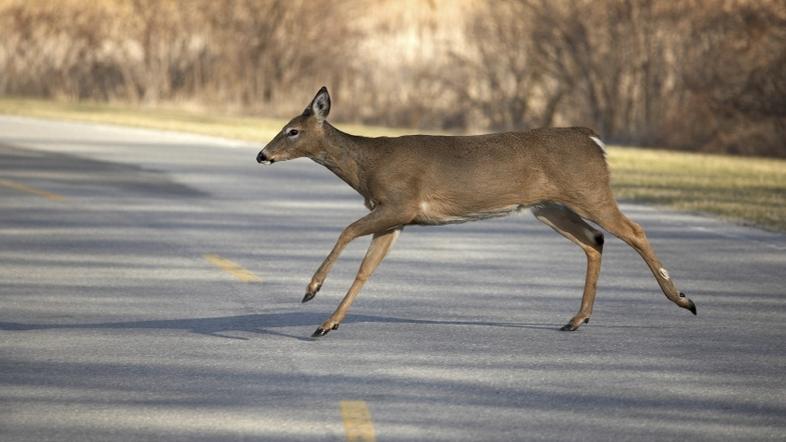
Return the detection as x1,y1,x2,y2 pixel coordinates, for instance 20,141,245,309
0,96,413,141
609,148,785,231
1,96,785,232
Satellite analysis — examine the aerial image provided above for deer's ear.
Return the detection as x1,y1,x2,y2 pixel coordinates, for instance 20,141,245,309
304,86,331,122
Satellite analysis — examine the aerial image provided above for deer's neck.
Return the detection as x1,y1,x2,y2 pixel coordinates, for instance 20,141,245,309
312,123,375,197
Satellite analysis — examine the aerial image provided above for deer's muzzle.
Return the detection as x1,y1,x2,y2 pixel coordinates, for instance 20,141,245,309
257,150,273,164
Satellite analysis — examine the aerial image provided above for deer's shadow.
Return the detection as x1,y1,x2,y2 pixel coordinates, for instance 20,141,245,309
0,311,563,341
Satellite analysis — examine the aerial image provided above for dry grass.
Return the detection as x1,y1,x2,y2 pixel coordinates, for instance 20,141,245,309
0,96,412,140
607,147,786,231
1,97,784,231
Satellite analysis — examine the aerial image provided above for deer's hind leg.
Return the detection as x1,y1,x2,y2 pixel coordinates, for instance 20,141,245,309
569,197,697,316
532,203,604,331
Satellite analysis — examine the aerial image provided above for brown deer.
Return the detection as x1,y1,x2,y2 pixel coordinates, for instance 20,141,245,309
256,87,696,337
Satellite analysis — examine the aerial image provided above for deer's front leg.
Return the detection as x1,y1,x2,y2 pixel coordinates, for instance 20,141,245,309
303,207,408,303
312,228,401,337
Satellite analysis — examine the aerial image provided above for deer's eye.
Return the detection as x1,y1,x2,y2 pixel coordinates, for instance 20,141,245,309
287,129,299,137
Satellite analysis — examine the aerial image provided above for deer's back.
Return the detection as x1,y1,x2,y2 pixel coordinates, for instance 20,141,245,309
365,127,610,224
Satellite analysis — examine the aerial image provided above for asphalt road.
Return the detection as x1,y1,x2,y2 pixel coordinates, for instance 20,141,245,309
1,115,785,441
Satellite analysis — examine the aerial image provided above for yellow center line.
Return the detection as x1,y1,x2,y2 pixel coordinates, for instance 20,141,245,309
340,401,376,442
204,254,262,283
0,178,65,201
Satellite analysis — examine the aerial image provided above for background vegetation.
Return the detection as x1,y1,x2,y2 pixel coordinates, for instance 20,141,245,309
1,0,784,157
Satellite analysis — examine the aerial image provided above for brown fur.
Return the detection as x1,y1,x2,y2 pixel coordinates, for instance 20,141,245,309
257,87,696,337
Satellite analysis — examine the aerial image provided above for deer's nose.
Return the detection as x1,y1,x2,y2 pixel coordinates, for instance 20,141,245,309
256,150,268,163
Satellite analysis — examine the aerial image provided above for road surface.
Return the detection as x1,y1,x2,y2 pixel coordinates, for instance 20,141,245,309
1,116,784,441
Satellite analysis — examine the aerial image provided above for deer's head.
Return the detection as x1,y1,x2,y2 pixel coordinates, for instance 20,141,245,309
256,87,331,165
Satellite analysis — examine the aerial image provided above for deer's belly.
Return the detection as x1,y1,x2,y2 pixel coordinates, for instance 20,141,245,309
413,201,527,225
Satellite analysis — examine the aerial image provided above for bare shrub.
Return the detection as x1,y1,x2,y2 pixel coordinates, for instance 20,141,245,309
0,0,783,156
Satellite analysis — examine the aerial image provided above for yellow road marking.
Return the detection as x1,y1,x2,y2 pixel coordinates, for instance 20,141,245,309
0,178,64,201
340,401,376,442
204,254,261,283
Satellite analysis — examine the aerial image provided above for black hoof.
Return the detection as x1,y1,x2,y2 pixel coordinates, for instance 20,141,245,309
312,327,330,337
686,298,697,315
560,323,578,332
311,323,340,338
302,283,322,303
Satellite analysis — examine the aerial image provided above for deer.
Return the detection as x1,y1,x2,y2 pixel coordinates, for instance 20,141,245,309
256,87,696,338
